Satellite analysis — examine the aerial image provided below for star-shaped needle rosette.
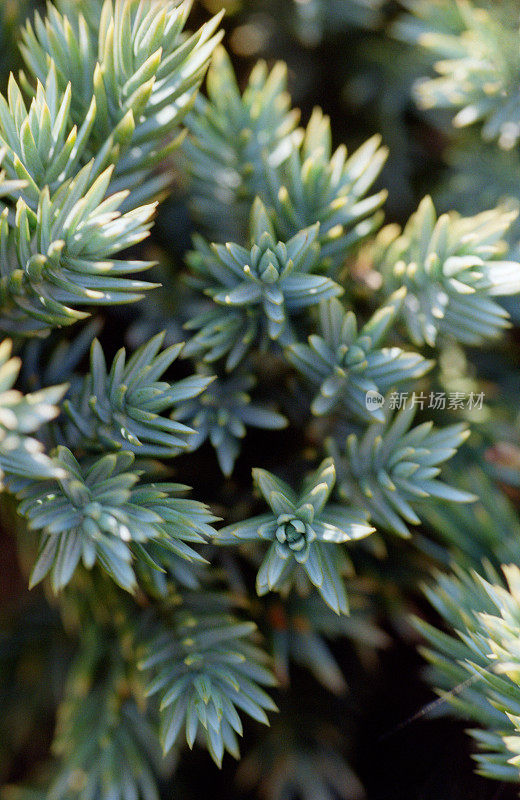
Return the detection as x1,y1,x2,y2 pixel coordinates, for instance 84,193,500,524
216,458,374,613
184,198,343,369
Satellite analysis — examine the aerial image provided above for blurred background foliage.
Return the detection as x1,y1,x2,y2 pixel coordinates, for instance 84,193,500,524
3,1,520,799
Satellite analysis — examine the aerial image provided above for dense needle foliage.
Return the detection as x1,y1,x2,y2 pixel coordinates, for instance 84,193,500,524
4,2,520,800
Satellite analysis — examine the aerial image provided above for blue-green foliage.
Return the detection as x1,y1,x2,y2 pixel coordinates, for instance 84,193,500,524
184,198,343,369
173,370,287,476
48,624,164,800
0,338,66,485
287,288,431,420
0,0,223,337
4,0,520,794
184,45,300,242
397,0,520,148
140,593,277,766
0,163,157,335
376,195,520,346
417,465,520,568
14,447,217,593
0,65,96,194
328,404,473,537
20,0,224,201
266,108,388,274
184,47,387,260
216,458,374,613
64,333,214,457
417,564,520,782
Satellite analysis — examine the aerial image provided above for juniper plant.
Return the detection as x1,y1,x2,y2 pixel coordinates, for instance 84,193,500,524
216,458,375,614
286,288,432,420
4,1,520,797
